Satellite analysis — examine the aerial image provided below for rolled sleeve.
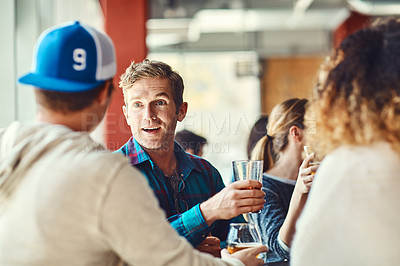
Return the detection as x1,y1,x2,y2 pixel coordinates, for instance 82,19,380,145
169,204,211,247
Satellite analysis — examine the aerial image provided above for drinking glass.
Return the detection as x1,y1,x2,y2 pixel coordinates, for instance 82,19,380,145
232,160,263,186
303,146,321,174
226,223,263,254
232,160,263,222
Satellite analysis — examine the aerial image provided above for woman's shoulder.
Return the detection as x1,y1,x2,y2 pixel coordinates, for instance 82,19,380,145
323,142,399,172
263,173,296,187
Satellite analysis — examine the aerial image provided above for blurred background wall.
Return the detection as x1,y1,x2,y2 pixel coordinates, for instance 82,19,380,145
1,0,398,183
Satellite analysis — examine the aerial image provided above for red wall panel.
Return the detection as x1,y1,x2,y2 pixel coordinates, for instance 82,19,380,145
333,11,371,49
100,0,148,150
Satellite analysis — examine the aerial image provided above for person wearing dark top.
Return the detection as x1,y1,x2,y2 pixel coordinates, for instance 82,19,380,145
246,116,268,159
175,129,207,157
251,98,318,263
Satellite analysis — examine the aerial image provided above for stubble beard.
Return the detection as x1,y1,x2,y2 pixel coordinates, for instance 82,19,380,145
135,117,178,153
136,129,176,153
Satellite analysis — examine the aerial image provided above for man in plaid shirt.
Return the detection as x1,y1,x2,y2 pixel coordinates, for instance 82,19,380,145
116,59,265,257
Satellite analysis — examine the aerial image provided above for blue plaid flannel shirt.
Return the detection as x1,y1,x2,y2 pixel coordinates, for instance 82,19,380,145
115,137,232,247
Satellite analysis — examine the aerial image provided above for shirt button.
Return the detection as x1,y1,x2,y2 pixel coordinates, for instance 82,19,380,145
202,234,205,238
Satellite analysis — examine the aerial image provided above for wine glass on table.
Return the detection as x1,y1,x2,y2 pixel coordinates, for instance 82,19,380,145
226,223,264,256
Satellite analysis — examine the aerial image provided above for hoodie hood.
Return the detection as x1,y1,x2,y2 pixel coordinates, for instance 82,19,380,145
0,121,104,209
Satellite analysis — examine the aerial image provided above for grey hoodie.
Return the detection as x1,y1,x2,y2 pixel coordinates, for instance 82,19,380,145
0,121,242,266
0,122,104,209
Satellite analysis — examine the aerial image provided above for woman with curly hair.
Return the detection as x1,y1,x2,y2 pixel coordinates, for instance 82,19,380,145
291,18,400,266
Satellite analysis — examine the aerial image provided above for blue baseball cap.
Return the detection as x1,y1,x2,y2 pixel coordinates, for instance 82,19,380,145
18,21,116,92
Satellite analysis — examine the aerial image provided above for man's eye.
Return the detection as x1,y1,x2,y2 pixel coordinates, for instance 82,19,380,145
133,102,142,108
155,100,166,106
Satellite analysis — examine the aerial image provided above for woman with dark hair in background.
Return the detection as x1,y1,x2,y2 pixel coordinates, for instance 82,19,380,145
175,130,207,157
247,116,269,159
291,18,400,266
251,98,318,263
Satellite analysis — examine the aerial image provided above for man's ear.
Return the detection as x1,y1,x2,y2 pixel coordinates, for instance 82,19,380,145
97,80,113,106
122,105,130,126
289,125,303,142
177,102,188,122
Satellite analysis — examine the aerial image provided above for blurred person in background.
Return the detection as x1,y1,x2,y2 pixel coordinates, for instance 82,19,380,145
251,98,318,263
0,21,267,266
291,18,400,266
247,115,269,159
116,59,266,258
175,129,207,157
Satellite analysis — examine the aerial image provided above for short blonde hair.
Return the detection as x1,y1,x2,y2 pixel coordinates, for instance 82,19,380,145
308,18,400,157
119,59,184,113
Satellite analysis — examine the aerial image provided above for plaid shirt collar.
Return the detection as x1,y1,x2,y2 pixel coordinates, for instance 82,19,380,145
122,137,200,177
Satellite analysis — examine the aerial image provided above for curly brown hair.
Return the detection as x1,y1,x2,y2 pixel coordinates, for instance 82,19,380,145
307,18,400,157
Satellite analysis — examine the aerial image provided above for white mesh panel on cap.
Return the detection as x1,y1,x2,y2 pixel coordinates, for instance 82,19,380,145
81,24,116,81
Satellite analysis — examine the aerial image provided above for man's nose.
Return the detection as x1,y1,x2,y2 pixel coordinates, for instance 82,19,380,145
143,105,156,121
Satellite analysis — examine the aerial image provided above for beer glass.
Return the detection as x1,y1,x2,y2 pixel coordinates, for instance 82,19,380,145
226,223,263,254
232,160,263,186
232,160,263,222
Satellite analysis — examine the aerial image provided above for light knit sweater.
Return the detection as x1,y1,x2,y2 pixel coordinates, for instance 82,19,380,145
0,122,243,266
291,142,400,266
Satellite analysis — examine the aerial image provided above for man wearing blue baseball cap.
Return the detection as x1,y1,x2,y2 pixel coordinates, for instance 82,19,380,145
0,21,267,265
